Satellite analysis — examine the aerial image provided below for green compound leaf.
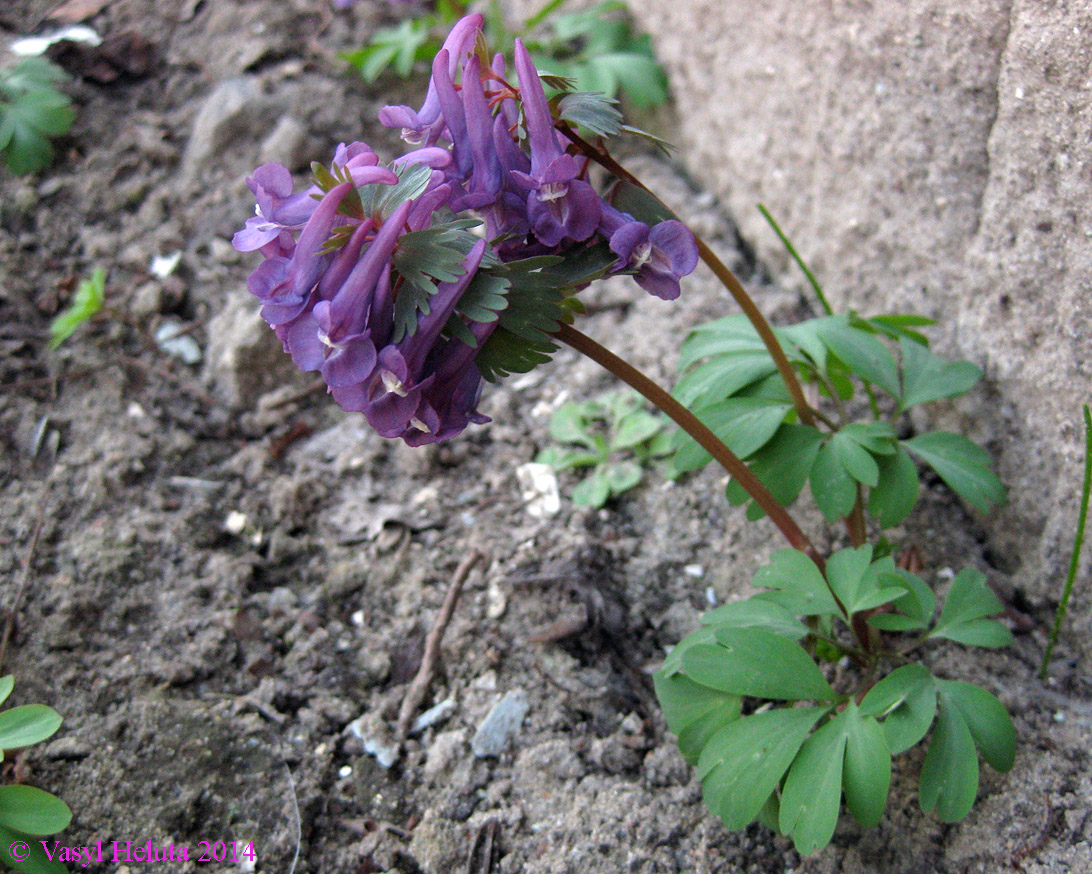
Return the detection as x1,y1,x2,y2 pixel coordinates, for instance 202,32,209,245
447,270,509,347
653,670,741,765
0,676,12,706
725,424,825,519
902,431,1007,513
474,256,568,382
868,446,920,527
556,90,624,138
817,319,901,397
898,337,983,411
0,822,67,874
673,353,777,408
672,398,790,473
681,628,837,701
866,313,935,346
0,705,62,752
826,547,903,616
937,680,1016,773
698,707,825,830
363,162,433,223
699,599,809,640
868,569,935,632
1,58,76,175
49,267,105,349
610,410,663,451
571,470,610,507
677,315,767,370
842,704,892,829
0,785,72,835
535,446,603,471
780,709,848,854
929,568,1014,649
601,459,642,493
340,17,436,82
810,439,858,521
919,691,979,822
860,664,936,754
752,548,841,619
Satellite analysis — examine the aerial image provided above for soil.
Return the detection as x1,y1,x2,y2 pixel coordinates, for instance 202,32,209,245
2,2,1090,873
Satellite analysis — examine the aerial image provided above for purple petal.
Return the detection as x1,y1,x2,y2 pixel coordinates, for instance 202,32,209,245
649,220,699,275
283,313,325,371
322,334,378,387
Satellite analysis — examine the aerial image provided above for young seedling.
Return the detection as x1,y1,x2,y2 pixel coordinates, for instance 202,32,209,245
536,390,673,507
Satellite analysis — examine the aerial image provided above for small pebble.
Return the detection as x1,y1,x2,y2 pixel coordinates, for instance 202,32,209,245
471,689,528,758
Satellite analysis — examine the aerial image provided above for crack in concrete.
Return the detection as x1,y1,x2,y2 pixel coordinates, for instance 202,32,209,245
972,0,1017,239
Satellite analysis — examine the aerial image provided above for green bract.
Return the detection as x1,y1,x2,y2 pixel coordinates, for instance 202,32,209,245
0,677,71,874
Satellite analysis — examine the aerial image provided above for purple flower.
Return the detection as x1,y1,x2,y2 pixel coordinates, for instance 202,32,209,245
236,13,695,446
377,13,485,145
510,40,600,246
599,204,698,301
232,163,317,252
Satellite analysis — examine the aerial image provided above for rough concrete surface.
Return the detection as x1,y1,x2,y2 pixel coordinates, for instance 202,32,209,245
629,0,1092,662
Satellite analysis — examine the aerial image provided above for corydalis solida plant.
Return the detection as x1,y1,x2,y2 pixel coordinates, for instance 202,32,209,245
234,13,696,446
236,13,1015,857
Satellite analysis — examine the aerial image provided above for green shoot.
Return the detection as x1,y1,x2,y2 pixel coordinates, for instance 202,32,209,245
49,268,106,350
1040,404,1092,678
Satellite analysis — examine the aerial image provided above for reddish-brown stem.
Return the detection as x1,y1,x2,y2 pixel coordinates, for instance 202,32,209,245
558,125,818,429
553,322,823,566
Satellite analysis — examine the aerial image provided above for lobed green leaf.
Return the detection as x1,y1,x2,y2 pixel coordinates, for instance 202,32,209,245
902,431,1007,513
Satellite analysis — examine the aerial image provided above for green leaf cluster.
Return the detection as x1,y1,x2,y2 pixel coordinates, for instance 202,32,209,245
340,0,669,111
0,58,76,175
49,268,106,350
0,677,71,874
654,550,1016,853
672,313,1005,524
536,390,672,507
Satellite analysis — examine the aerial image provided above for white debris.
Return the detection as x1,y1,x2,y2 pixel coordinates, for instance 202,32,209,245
411,698,456,735
11,25,101,56
150,251,182,278
684,564,704,578
224,511,248,535
516,462,560,518
154,320,202,364
338,765,353,778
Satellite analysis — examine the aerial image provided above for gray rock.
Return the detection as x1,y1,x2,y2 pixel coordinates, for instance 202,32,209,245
181,77,265,183
471,689,529,758
628,0,1092,659
258,115,309,171
202,289,299,409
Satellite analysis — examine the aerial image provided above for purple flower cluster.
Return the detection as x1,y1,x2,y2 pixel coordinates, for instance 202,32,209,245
235,14,697,445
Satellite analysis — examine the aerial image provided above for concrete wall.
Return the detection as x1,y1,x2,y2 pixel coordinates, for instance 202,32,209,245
628,0,1091,652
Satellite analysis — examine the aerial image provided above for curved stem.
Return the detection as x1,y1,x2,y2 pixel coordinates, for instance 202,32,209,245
560,125,818,428
553,322,822,565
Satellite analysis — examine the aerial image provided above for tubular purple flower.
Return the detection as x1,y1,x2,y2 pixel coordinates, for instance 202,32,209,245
608,218,699,301
378,13,484,144
256,180,353,326
452,55,503,211
511,40,600,245
233,163,317,252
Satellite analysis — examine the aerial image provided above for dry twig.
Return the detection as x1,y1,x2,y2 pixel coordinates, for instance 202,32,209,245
396,549,486,738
